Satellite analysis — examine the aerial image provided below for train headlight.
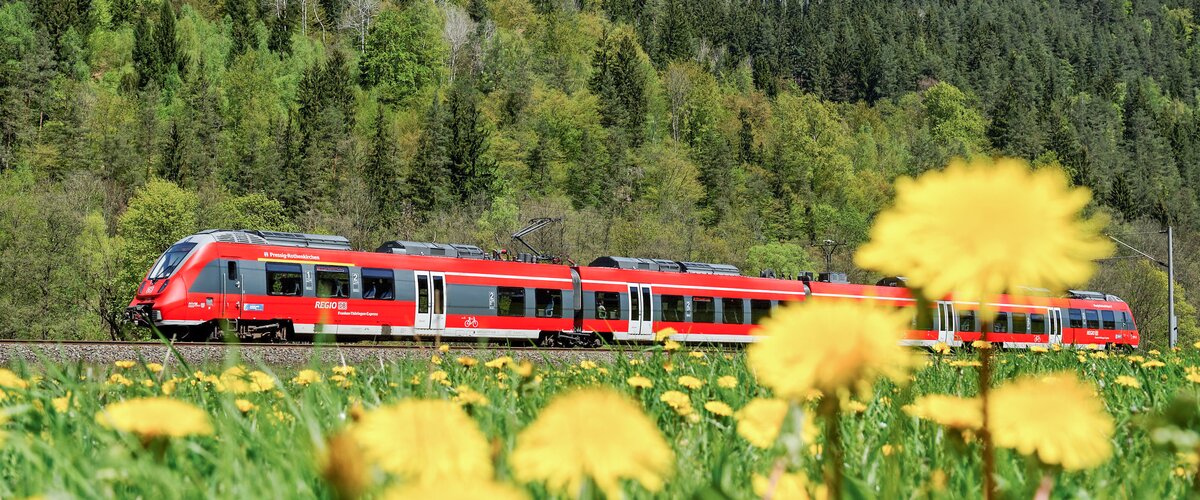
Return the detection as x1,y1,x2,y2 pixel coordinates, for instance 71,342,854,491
153,310,162,322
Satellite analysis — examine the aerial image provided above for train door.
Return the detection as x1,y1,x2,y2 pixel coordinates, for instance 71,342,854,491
626,284,654,340
414,272,446,333
221,259,242,328
936,301,956,346
1047,308,1063,345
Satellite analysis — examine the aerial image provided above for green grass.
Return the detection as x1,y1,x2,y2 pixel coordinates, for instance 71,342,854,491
0,346,1197,498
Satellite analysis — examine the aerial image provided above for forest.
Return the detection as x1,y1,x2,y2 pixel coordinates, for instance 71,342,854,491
2,0,1200,345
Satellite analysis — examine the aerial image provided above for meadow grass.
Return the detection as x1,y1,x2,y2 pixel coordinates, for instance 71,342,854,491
0,345,1195,498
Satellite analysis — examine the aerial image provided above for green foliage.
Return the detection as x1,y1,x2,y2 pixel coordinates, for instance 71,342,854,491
746,242,816,277
359,3,446,104
116,179,199,307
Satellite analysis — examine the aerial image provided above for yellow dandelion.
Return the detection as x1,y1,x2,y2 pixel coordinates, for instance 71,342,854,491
161,377,182,395
1150,349,1162,356
932,342,952,355
330,374,352,389
52,392,73,412
903,395,982,430
626,375,653,389
1114,375,1141,389
352,399,492,483
1127,355,1146,363
751,471,816,500
511,388,673,497
1187,373,1200,384
855,157,1112,308
431,354,443,365
382,479,529,500
292,369,322,386
747,300,916,400
678,375,704,390
688,350,705,359
843,400,867,414
146,362,164,373
141,379,155,388
1030,346,1049,353
0,369,29,398
948,360,983,368
704,401,733,417
485,356,514,369
438,343,451,352
717,375,738,389
663,340,681,352
579,360,597,370
452,386,490,407
513,360,534,378
655,327,677,342
114,360,135,369
990,373,1113,470
429,370,449,383
332,365,356,376
1091,351,1109,359
235,399,256,413
95,397,213,438
456,356,478,367
220,367,276,394
735,398,790,448
662,362,675,372
972,340,993,349
107,373,133,387
319,430,370,500
1143,360,1166,369
659,390,693,416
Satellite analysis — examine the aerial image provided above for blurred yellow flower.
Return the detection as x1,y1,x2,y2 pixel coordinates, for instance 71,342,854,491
0,369,29,399
752,471,815,500
146,362,164,373
352,400,492,484
655,327,677,342
235,399,256,413
843,400,867,414
903,395,982,430
972,340,993,349
95,397,213,438
485,356,514,369
1127,355,1146,363
664,340,681,352
1143,360,1166,369
457,356,478,367
438,343,451,352
990,373,1113,470
161,377,182,395
431,354,443,365
291,369,322,386
429,370,449,383
320,430,370,500
1187,372,1200,384
689,350,705,358
579,360,597,370
114,360,135,369
332,365,356,376
52,392,73,412
513,361,534,378
626,375,653,389
704,401,733,417
511,388,673,497
736,398,789,448
747,301,915,400
948,360,983,368
1030,346,1049,353
452,386,490,407
220,367,276,394
678,375,704,390
717,375,738,388
855,157,1112,307
330,375,352,389
107,373,133,387
660,390,693,416
1114,375,1141,389
382,479,529,500
932,342,951,355
141,379,155,388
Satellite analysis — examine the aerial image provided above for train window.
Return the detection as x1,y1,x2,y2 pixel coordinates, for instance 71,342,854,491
316,266,350,298
1068,309,1084,329
1119,311,1133,330
148,242,197,279
362,268,394,300
722,298,745,324
417,276,429,311
266,263,303,296
432,276,444,314
750,299,773,324
629,286,640,321
1101,310,1116,330
661,295,686,322
498,287,526,317
958,310,977,332
914,308,934,331
1011,313,1028,334
692,297,716,323
992,312,1009,333
1030,313,1046,334
535,289,563,318
1085,309,1100,329
594,292,621,320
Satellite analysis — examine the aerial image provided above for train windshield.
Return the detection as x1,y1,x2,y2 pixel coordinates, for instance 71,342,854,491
148,242,197,280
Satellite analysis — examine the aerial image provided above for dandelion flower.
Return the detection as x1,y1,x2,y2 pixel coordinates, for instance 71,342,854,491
107,373,133,387
705,401,733,417
752,471,816,500
352,400,493,483
932,342,951,355
332,365,356,376
114,360,136,369
948,360,983,368
0,369,28,400
485,356,514,369
438,343,451,352
220,367,276,393
511,388,673,497
52,392,73,412
689,351,705,358
659,390,693,416
235,399,256,413
903,395,982,430
1143,360,1166,369
1188,373,1200,384
452,386,490,407
717,375,738,388
990,373,1113,470
855,157,1112,306
146,362,164,373
736,398,790,448
747,301,916,400
655,327,677,342
627,375,653,389
1030,346,1049,353
456,356,478,367
664,340,681,352
1114,375,1141,389
843,400,867,414
95,397,213,438
678,375,704,390
513,361,534,378
292,369,322,386
320,430,370,500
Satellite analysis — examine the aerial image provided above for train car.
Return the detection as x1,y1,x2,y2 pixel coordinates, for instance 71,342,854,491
127,229,1140,349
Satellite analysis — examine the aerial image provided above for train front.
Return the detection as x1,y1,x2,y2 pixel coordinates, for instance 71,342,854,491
125,234,210,335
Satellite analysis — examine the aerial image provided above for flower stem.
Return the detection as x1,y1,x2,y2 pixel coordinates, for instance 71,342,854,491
979,324,996,500
822,398,843,499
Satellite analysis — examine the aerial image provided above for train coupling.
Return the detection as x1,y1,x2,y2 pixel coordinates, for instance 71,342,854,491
125,304,160,326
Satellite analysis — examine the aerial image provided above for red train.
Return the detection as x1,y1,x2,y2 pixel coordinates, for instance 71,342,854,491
126,230,1140,349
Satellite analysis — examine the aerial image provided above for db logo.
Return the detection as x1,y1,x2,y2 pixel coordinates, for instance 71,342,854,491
464,316,479,328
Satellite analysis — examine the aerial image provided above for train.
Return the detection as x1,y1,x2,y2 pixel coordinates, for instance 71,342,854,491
125,229,1141,349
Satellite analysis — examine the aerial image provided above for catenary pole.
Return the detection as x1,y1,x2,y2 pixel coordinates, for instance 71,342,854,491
1169,225,1177,348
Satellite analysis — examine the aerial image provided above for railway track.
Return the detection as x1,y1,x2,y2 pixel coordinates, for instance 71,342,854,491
0,339,736,366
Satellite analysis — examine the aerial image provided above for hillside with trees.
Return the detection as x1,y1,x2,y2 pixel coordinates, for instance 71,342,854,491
2,0,1200,346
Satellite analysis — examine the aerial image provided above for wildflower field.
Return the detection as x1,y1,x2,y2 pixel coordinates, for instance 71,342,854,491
0,343,1199,499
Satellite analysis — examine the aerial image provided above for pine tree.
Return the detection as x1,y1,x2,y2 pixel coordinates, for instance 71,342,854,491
153,0,183,83
268,0,299,55
364,105,403,219
132,16,158,89
410,95,451,213
227,0,257,60
590,31,648,145
160,120,183,182
657,0,693,63
445,81,496,203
